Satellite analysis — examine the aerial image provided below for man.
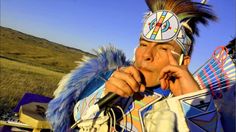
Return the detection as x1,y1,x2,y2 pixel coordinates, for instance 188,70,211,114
47,0,227,131
105,38,200,97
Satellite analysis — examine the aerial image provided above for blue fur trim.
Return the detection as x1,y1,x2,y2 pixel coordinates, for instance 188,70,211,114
46,46,131,131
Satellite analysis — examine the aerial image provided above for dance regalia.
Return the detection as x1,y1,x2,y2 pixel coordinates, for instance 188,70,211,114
46,41,235,132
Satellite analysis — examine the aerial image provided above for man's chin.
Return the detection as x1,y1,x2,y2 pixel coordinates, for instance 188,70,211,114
138,67,153,73
145,82,161,88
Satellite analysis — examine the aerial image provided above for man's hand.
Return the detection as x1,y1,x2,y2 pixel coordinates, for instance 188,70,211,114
105,66,146,98
159,49,200,96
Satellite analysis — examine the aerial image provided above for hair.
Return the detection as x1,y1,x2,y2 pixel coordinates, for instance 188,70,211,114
226,37,236,62
145,0,217,56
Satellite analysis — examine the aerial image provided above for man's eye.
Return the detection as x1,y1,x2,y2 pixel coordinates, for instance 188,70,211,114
160,47,167,51
140,43,147,47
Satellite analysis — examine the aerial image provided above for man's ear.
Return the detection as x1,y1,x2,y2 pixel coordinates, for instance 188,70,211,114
183,55,191,66
133,47,138,62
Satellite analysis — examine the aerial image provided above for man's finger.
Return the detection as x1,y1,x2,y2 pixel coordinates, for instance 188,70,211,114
167,49,178,66
169,79,182,96
159,65,181,80
120,66,142,83
106,77,133,97
113,70,140,92
140,84,146,92
160,78,166,89
105,81,129,98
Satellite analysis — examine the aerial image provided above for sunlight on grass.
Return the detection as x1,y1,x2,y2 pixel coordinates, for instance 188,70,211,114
0,26,94,117
0,58,64,76
0,58,65,116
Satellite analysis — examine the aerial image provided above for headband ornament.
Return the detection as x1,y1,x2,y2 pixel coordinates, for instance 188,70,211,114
142,10,192,55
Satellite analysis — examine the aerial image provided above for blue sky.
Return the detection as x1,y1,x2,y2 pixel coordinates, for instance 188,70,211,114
1,0,235,72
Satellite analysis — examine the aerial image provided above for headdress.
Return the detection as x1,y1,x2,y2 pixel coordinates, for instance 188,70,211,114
143,0,217,55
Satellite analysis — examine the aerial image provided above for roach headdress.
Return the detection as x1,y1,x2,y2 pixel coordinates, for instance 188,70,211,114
143,0,217,55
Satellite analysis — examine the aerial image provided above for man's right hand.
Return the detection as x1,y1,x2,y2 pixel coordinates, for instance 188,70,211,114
105,66,146,98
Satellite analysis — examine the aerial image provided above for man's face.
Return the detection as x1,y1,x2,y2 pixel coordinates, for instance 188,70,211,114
134,37,183,87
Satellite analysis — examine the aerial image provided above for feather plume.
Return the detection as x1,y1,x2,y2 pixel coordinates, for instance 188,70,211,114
193,39,236,99
193,38,236,131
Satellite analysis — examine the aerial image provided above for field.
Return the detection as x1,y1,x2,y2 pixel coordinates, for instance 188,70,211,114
0,58,64,115
0,26,95,117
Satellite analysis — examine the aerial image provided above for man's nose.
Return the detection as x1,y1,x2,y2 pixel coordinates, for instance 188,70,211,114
143,47,154,62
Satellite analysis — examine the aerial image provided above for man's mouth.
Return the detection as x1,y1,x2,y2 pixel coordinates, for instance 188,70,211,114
134,62,154,72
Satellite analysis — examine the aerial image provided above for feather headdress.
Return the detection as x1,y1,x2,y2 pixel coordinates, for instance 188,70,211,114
144,0,217,55
193,38,236,98
192,38,236,131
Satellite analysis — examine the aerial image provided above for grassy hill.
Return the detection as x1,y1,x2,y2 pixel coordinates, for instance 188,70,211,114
0,26,95,116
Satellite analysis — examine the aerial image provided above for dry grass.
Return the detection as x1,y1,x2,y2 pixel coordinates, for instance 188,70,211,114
0,26,95,73
0,58,64,115
0,26,95,117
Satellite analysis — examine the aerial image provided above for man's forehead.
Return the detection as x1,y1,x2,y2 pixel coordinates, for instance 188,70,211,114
140,36,179,48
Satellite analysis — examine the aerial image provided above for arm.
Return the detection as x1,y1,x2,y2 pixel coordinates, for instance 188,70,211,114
159,50,223,131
